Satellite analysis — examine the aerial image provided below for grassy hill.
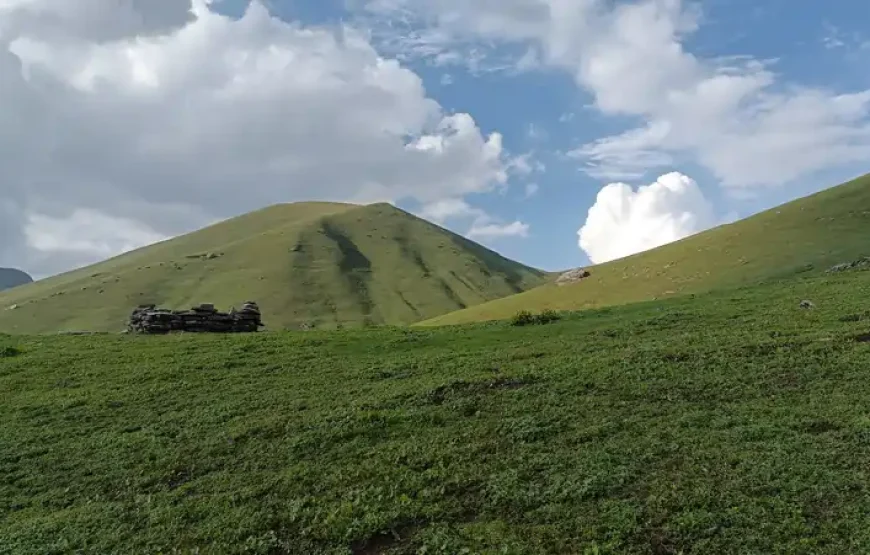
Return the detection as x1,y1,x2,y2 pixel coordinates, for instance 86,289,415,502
421,172,870,326
0,268,32,291
4,267,870,553
0,202,548,334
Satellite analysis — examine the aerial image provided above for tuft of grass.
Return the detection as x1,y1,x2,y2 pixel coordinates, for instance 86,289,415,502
510,310,536,326
510,309,562,326
421,172,870,325
4,269,870,553
0,203,549,334
0,345,20,357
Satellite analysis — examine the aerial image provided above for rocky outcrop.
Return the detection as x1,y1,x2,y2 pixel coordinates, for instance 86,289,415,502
0,268,33,291
827,257,870,273
128,302,263,334
556,268,591,286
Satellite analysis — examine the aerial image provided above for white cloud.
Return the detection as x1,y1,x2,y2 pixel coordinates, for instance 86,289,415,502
419,198,482,224
570,121,675,180
506,153,532,176
0,0,514,277
821,23,870,52
360,0,553,75
526,123,546,142
367,0,870,190
577,172,717,264
0,0,194,42
24,209,168,276
524,183,539,198
418,197,530,242
468,220,529,240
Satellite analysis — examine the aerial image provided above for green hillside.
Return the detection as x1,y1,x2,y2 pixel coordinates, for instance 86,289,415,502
0,202,548,334
421,172,870,326
4,268,870,553
0,268,32,291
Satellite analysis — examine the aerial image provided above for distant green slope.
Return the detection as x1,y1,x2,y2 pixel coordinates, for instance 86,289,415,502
0,268,32,291
422,172,870,326
0,202,547,333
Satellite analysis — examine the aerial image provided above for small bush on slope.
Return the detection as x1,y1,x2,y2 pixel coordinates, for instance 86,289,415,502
510,309,562,326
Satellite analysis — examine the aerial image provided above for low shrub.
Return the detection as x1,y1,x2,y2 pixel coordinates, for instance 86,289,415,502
537,309,561,324
510,310,536,326
510,309,562,327
0,346,21,358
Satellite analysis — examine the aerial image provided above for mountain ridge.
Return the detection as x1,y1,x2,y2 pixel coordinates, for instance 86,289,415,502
0,201,549,333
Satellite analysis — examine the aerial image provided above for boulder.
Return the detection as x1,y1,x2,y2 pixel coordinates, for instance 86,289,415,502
556,268,591,286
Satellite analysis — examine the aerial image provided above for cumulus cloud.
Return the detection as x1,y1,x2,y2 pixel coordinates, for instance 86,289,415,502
577,172,717,264
366,0,870,190
0,0,513,277
0,0,194,42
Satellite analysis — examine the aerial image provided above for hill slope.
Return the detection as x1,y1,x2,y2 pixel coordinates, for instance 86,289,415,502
0,202,548,333
4,268,870,553
0,268,32,291
422,172,870,325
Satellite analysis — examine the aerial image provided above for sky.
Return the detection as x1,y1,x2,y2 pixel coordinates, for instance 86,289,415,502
1,0,869,279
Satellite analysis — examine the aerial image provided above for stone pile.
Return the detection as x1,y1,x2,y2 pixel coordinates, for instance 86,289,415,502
128,302,263,334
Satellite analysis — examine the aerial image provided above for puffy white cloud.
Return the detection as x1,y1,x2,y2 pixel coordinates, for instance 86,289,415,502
0,0,512,277
577,172,716,264
366,0,870,190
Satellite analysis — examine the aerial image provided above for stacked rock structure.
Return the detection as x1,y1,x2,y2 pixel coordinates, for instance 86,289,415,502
128,302,263,334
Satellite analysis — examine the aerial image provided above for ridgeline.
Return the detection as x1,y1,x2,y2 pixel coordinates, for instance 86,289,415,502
0,202,548,334
421,173,870,326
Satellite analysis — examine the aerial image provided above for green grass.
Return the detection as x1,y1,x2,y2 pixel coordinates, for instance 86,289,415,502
420,172,870,326
0,203,548,334
4,267,870,553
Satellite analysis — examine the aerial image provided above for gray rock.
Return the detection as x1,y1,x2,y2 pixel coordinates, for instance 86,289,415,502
826,257,870,273
556,268,591,286
127,302,264,334
799,300,815,309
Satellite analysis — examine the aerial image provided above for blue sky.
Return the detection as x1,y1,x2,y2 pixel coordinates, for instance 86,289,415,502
222,0,870,271
2,0,870,277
